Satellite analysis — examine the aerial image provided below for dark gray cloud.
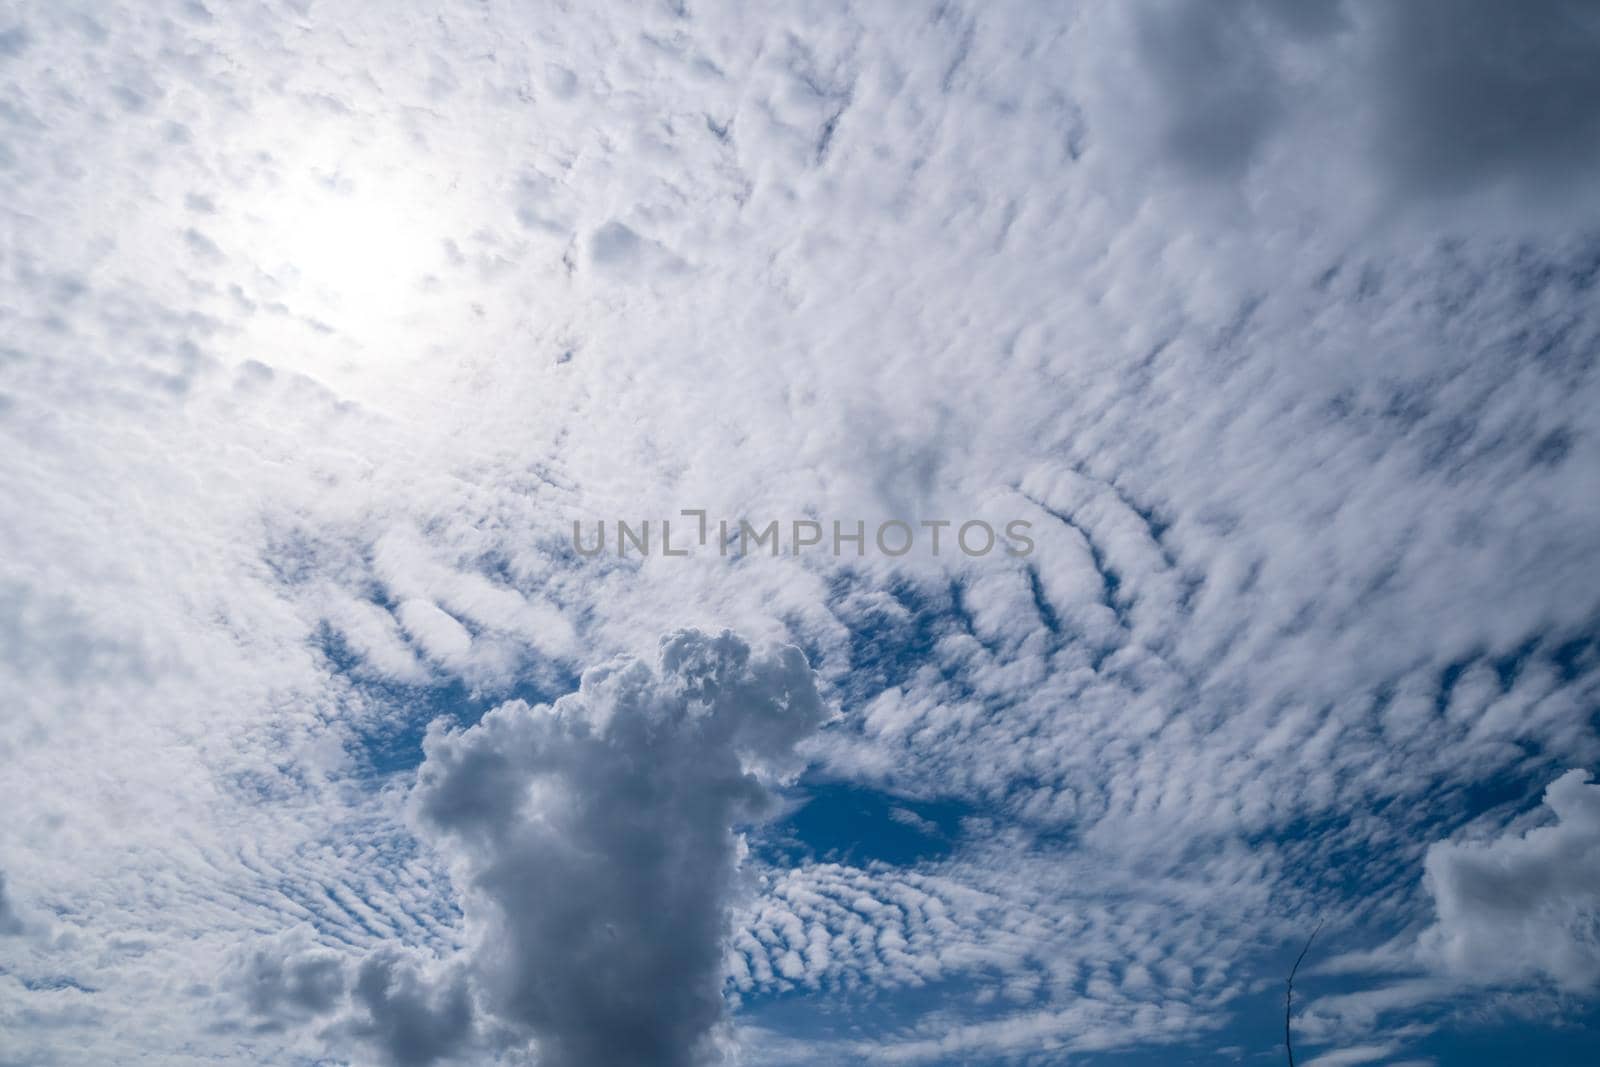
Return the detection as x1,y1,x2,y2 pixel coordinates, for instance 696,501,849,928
1370,0,1600,198
1129,0,1600,209
231,927,347,1025
344,950,477,1067
231,925,481,1064
1132,0,1344,180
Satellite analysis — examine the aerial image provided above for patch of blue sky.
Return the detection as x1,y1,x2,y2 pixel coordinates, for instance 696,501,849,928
1401,998,1600,1067
314,622,579,781
1172,968,1600,1067
815,572,1010,708
758,778,974,868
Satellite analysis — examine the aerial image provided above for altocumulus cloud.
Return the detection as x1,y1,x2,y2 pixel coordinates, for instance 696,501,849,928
241,630,825,1067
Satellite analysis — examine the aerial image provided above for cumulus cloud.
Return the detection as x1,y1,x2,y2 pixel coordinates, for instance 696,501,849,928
270,629,827,1067
342,950,478,1067
230,926,347,1026
1421,770,1600,991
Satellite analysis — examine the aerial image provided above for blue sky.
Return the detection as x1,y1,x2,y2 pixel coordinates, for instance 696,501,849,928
2,1,1600,1065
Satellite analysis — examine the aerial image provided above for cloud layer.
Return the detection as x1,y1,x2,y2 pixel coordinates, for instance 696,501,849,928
2,1,1598,1064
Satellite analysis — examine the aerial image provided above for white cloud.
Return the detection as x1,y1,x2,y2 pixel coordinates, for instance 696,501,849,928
1302,1044,1400,1067
1421,770,1600,991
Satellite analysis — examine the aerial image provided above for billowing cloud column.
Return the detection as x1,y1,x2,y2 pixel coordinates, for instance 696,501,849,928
409,629,826,1067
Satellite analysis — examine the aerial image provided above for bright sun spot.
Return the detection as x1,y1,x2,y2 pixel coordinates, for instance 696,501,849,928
262,167,440,328
223,117,460,368
216,118,475,400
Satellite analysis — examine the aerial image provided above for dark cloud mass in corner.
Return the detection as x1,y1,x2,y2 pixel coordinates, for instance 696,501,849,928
1371,0,1600,197
1133,0,1336,180
1134,0,1600,207
395,630,825,1067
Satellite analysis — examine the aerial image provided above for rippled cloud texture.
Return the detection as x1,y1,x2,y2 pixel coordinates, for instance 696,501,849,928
2,1,1599,1065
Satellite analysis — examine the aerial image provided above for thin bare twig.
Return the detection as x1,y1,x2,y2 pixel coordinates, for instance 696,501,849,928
1285,920,1324,1067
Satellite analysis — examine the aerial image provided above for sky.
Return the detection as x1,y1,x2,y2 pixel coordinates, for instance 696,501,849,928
2,1,1599,1065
